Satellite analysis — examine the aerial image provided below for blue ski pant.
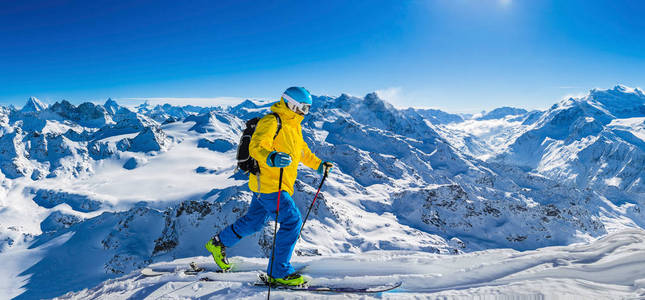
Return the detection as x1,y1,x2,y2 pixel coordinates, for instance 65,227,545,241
219,191,302,278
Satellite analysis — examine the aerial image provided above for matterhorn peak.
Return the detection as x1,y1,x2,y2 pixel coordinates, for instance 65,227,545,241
21,96,48,113
104,98,119,115
105,98,117,106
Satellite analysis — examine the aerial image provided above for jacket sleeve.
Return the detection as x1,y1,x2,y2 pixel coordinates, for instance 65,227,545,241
301,141,322,170
249,115,278,164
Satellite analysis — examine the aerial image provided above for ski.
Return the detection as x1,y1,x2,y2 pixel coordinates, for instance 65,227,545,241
141,262,232,277
252,282,402,293
141,262,308,277
249,273,402,293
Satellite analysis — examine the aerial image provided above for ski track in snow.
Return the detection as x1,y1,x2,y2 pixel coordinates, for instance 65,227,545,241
59,229,645,299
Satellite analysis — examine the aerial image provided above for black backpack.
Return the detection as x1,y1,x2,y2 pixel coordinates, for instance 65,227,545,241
236,113,282,175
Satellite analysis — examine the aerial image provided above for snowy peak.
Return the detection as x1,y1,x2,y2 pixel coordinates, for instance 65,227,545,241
21,96,47,113
0,98,164,180
495,85,645,203
49,100,113,128
585,85,645,118
227,99,273,120
104,98,119,115
184,110,243,138
135,100,151,112
525,85,645,139
605,84,643,95
128,126,170,152
478,107,529,120
234,99,260,109
319,92,435,139
135,102,221,123
318,93,361,112
364,92,395,112
138,103,190,123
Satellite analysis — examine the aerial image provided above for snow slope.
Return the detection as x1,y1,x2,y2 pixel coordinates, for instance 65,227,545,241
60,229,645,299
1,86,644,298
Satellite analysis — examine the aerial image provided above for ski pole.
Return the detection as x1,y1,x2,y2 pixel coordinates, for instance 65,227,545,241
267,168,284,300
298,170,328,241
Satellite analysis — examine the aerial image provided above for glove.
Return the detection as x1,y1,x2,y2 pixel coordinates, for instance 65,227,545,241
267,151,292,168
317,161,334,175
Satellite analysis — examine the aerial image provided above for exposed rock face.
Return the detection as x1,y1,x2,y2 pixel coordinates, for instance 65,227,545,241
40,211,83,232
31,188,102,212
49,100,114,128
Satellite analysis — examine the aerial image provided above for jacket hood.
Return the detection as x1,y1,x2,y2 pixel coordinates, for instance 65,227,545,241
271,98,304,123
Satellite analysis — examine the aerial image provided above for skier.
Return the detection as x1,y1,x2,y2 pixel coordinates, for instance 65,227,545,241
205,87,333,286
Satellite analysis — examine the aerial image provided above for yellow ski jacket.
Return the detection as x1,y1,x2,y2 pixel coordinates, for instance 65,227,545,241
248,98,322,195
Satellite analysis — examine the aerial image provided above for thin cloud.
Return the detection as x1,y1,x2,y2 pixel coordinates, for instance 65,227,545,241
375,87,403,105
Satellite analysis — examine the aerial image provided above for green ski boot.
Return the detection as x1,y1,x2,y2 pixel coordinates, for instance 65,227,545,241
205,235,232,271
267,273,306,286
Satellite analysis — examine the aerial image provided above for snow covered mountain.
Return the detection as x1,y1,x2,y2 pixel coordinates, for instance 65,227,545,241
477,106,529,121
494,85,645,208
1,85,644,298
20,97,47,113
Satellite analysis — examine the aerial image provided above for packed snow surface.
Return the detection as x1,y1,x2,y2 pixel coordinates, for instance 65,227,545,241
60,229,645,299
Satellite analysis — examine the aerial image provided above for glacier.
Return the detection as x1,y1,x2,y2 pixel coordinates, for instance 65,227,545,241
0,85,644,298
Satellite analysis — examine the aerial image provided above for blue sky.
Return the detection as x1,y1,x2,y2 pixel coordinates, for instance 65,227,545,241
1,0,644,112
